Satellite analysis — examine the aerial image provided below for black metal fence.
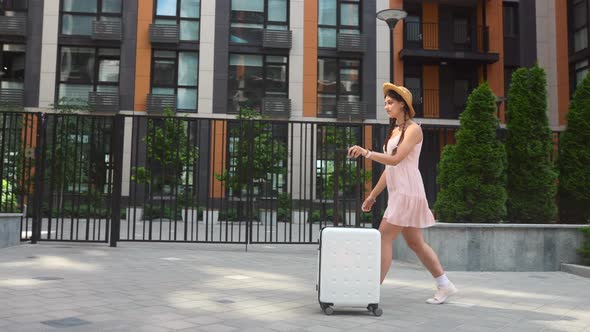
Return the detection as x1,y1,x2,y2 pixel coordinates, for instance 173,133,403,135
0,112,560,246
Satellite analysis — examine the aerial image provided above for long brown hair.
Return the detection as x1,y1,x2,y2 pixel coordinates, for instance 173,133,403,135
384,89,411,155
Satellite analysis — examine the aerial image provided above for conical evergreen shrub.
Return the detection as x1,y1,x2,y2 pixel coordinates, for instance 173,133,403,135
435,82,507,222
505,65,557,223
558,73,590,224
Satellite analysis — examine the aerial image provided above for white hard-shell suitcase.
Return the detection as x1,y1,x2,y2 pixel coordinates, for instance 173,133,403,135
317,227,382,316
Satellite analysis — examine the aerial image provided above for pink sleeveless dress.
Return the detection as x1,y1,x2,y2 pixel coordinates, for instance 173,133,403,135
382,131,435,228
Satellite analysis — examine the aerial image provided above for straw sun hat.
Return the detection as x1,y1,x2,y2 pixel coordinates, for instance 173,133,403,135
382,83,416,118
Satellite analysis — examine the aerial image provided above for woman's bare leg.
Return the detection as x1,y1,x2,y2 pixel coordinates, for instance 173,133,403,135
401,227,444,277
378,220,404,284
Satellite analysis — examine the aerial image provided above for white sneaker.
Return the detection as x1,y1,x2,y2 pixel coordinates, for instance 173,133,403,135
426,282,458,304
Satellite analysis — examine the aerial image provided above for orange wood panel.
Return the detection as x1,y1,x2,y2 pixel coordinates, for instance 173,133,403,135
485,0,505,122
423,65,439,118
303,0,318,117
210,120,227,198
422,2,438,50
555,0,570,126
390,0,404,85
133,0,153,112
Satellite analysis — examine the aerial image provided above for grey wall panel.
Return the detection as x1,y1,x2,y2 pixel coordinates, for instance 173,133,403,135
362,1,377,119
23,0,44,107
119,0,138,111
519,0,537,68
212,0,230,114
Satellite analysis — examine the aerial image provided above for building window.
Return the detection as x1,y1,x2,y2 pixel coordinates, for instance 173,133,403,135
230,0,289,44
60,0,122,36
318,0,360,48
0,0,28,14
151,50,199,111
573,0,589,52
228,53,288,113
58,47,120,104
155,0,201,42
317,58,360,117
0,44,25,90
503,4,518,38
575,59,589,87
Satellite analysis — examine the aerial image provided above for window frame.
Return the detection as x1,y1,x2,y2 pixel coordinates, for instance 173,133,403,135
153,0,202,43
150,49,199,112
318,0,361,49
227,52,289,114
0,0,28,14
0,43,26,89
317,56,362,117
229,0,290,45
56,46,121,104
59,0,123,37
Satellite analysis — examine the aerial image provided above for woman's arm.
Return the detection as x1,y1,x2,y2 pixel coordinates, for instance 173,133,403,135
362,171,386,212
348,124,422,166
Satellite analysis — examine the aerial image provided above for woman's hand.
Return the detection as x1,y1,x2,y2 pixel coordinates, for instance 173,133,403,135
347,145,369,159
361,196,376,212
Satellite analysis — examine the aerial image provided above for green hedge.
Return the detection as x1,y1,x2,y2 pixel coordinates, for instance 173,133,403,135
505,65,557,223
435,82,507,223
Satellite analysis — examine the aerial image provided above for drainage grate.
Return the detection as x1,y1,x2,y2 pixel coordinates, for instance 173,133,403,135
41,317,91,328
528,275,549,279
32,277,64,281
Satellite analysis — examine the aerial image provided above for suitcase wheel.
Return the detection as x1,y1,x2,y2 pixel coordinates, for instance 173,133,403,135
320,303,334,315
367,304,382,317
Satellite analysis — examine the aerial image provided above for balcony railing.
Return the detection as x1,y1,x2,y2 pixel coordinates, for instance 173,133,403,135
149,24,179,44
336,100,366,121
88,92,120,112
262,29,292,49
92,20,123,41
0,88,24,107
261,97,291,118
404,22,489,53
0,16,26,36
146,94,177,112
337,33,367,53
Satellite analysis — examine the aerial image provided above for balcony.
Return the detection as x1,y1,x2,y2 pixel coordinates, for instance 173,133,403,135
401,22,498,64
88,92,120,112
336,101,366,121
92,20,123,41
149,24,179,44
0,16,26,36
262,29,292,49
261,97,291,118
337,33,367,53
146,94,177,113
0,88,24,107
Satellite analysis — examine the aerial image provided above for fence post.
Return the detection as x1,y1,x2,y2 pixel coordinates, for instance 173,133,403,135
110,114,124,247
31,113,46,244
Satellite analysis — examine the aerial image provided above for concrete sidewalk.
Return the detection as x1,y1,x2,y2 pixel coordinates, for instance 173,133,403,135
0,242,589,332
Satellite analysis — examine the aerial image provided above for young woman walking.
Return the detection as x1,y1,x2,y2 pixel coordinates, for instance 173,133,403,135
348,83,458,304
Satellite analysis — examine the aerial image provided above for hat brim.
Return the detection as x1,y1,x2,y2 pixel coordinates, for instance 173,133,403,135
383,83,416,118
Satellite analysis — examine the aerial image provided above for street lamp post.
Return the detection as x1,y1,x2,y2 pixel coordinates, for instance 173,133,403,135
377,9,407,83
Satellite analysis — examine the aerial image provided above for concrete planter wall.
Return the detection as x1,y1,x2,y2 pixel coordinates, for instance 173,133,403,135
393,223,589,272
0,213,22,249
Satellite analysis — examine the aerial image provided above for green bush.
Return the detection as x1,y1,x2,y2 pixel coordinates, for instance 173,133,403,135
435,82,507,223
558,74,590,224
578,228,590,266
505,66,557,223
1,179,18,213
277,193,292,222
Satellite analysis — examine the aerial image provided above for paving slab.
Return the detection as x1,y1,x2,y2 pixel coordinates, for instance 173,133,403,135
0,242,589,331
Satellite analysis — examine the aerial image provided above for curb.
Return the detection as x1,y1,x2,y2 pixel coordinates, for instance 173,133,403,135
561,263,590,279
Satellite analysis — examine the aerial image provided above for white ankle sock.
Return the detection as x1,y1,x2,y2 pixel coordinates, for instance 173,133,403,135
435,274,450,287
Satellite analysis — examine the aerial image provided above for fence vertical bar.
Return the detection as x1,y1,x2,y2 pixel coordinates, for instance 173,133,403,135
31,113,46,244
110,115,124,247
